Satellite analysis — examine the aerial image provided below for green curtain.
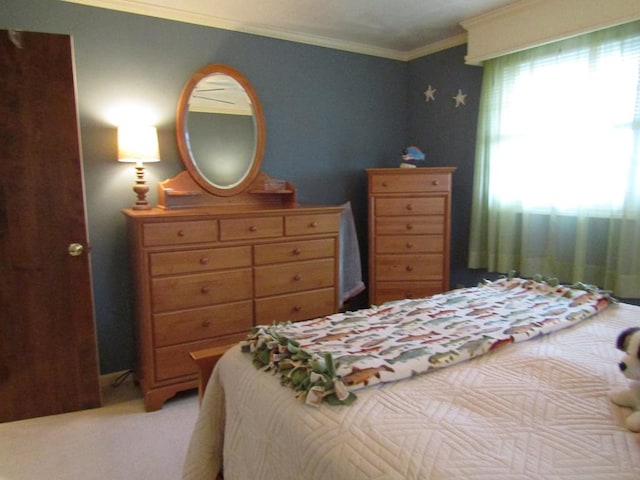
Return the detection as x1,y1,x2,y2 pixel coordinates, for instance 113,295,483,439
469,21,640,298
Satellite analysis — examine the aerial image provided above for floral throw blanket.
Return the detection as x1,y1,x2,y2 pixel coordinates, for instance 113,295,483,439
241,277,611,406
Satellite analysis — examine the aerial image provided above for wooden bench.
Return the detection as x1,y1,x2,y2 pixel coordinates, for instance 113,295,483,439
189,343,236,404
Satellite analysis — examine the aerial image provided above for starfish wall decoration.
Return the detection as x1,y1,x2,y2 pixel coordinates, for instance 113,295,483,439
424,84,436,102
423,84,468,108
452,89,467,107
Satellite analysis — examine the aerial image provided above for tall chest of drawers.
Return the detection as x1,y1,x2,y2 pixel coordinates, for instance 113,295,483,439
124,205,342,410
367,167,456,305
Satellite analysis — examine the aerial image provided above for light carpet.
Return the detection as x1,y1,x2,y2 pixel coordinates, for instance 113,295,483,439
0,372,199,480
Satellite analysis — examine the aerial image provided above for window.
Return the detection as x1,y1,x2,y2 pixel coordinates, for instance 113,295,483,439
469,21,640,297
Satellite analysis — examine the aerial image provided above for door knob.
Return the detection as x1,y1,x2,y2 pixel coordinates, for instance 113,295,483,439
68,243,84,256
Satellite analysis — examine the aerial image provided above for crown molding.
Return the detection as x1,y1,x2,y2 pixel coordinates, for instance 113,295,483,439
405,33,468,61
60,0,464,61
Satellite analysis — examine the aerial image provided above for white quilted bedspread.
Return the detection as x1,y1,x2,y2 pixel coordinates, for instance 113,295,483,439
183,302,640,480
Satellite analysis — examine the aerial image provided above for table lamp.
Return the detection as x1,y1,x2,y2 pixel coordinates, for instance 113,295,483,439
117,125,160,210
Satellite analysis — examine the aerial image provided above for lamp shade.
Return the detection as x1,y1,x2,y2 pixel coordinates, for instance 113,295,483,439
117,125,160,163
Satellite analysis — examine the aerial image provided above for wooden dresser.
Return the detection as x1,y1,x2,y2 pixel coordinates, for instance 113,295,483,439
367,167,456,305
124,200,342,410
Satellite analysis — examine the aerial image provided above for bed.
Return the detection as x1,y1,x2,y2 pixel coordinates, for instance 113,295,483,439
182,278,640,480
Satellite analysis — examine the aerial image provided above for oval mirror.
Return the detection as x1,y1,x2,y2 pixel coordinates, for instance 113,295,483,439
176,64,265,197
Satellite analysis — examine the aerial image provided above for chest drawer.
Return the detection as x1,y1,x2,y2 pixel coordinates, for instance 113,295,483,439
376,235,444,254
152,268,253,313
219,216,282,241
150,246,251,276
153,300,253,347
374,281,443,305
375,216,445,235
370,173,450,194
375,254,444,280
143,220,218,247
255,288,335,324
254,238,335,265
375,197,445,216
285,213,340,236
254,258,334,297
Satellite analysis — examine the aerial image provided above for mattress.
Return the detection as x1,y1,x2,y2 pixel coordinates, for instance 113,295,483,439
183,301,640,479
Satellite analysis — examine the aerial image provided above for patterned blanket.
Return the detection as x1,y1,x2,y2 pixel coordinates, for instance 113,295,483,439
241,277,611,406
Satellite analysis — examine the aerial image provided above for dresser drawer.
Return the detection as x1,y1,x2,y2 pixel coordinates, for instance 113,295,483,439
375,197,445,216
150,246,251,276
219,216,282,241
255,288,335,324
285,213,340,236
370,173,450,194
375,254,444,280
254,238,335,265
375,216,445,235
152,268,253,313
376,235,443,254
254,258,334,297
154,335,246,382
374,281,443,305
143,220,218,247
153,300,253,347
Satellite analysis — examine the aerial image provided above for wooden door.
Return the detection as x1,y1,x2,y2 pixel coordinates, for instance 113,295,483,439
0,30,101,421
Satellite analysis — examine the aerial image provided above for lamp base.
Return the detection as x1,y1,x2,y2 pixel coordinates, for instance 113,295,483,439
132,203,152,211
132,165,151,210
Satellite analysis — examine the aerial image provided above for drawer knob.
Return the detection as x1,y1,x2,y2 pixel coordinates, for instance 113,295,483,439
406,265,414,272
405,204,413,211
201,286,210,294
382,181,388,187
200,257,209,265
293,305,302,312
432,180,440,186
309,221,318,228
177,230,185,237
406,242,414,249
293,274,302,281
406,223,413,230
293,248,301,255
202,320,211,328
249,225,257,232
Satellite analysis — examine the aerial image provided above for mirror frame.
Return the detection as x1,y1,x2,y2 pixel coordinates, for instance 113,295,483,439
176,64,266,197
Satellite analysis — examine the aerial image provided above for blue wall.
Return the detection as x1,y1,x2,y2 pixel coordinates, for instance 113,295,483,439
1,0,483,373
407,46,485,286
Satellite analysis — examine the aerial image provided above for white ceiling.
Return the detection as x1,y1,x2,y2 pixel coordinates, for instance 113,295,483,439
63,0,521,60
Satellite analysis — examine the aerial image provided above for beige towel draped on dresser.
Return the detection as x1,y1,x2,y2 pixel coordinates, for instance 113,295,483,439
339,201,365,308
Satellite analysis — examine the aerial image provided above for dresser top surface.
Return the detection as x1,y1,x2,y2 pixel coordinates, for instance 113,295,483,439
366,166,456,175
122,203,343,219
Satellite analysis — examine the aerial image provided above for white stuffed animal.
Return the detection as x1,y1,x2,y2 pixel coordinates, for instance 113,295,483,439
609,327,640,432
